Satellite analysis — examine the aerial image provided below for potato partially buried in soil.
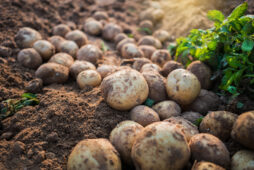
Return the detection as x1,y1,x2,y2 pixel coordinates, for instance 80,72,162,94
152,100,181,120
77,44,103,65
17,48,42,69
15,27,42,49
231,150,254,170
33,40,55,60
192,161,225,170
151,49,171,67
70,60,96,78
49,53,74,68
77,70,101,89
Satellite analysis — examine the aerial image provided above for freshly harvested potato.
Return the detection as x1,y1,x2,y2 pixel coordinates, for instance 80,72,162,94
139,45,156,59
140,63,161,73
17,48,42,69
153,30,170,43
166,69,201,106
101,69,149,111
132,58,151,71
161,60,184,77
109,121,144,165
84,20,103,36
189,133,230,168
97,64,117,79
114,33,128,44
77,44,103,65
131,122,190,170
116,38,135,52
152,9,165,22
151,49,171,67
15,27,42,48
231,150,254,170
142,71,167,102
130,105,160,126
35,63,69,85
33,40,55,60
138,36,162,49
139,8,154,22
139,20,154,33
59,40,79,58
67,138,121,170
48,35,65,52
121,43,144,59
65,30,88,47
192,161,225,170
102,23,122,41
49,53,74,68
25,78,43,93
187,61,212,89
52,24,71,37
200,111,238,141
182,111,203,124
77,70,101,89
93,11,109,21
231,111,254,149
70,60,96,78
152,100,181,120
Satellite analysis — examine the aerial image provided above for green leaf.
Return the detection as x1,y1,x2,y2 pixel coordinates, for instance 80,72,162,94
242,38,254,52
22,93,37,99
194,117,204,127
144,98,155,107
207,10,225,23
101,41,108,52
237,102,244,109
138,27,152,35
127,34,134,38
228,2,248,21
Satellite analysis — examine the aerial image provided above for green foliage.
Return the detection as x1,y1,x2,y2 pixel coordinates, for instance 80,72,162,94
144,98,155,107
101,41,108,52
138,27,152,35
194,116,204,127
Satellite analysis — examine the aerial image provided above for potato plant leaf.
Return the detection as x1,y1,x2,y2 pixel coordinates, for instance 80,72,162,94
144,98,155,107
207,10,225,23
242,38,254,52
194,117,203,127
228,2,248,21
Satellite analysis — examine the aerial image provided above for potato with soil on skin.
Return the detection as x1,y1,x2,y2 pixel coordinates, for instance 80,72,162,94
140,63,161,73
17,48,42,69
121,43,144,59
160,60,184,77
131,122,190,170
231,111,254,150
77,44,103,65
49,53,74,68
153,30,170,43
138,36,162,49
70,60,96,78
152,100,181,120
132,58,151,71
166,69,201,106
116,38,135,52
182,111,203,124
59,40,79,58
199,111,238,141
65,30,88,47
35,63,69,85
189,133,230,168
231,150,254,170
187,61,212,89
52,24,71,37
109,121,144,165
139,20,154,33
48,35,65,52
151,49,171,67
93,11,109,21
130,105,160,126
102,23,122,41
192,161,225,170
97,64,117,79
139,45,156,59
33,40,55,61
114,33,128,44
152,9,165,22
84,20,103,36
77,70,101,89
101,69,149,111
15,27,42,49
67,138,121,170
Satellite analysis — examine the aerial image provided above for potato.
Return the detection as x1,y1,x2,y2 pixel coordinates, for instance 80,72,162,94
116,38,135,52
130,105,160,126
35,63,69,85
199,111,237,141
102,23,122,41
15,27,42,48
84,20,103,36
132,58,151,71
189,133,230,168
65,30,88,47
131,122,190,170
161,60,184,77
114,33,128,44
48,35,65,52
187,61,212,89
139,8,154,22
77,70,101,89
166,69,201,106
153,30,170,43
49,53,74,68
97,64,117,79
152,100,181,120
25,78,43,93
139,20,154,33
151,49,171,67
181,111,203,124
192,161,225,170
231,150,254,170
231,111,254,149
140,63,161,73
59,40,79,58
142,71,167,102
33,40,55,60
17,48,42,69
70,60,96,78
101,69,149,111
138,36,162,49
67,138,121,170
77,44,103,65
139,45,156,59
121,43,144,59
152,9,165,22
109,121,144,165
93,11,109,21
52,24,71,37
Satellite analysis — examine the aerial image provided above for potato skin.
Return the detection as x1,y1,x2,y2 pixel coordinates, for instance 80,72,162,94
151,49,171,67
84,20,103,36
101,69,149,111
15,27,42,49
231,111,254,149
33,40,55,60
121,43,144,59
77,70,101,88
67,138,121,170
59,40,79,58
70,60,96,78
231,150,254,170
77,44,103,65
65,30,88,47
102,23,122,41
192,161,225,170
182,111,203,124
132,58,151,71
49,53,74,68
152,100,181,120
52,24,71,37
17,48,42,69
161,60,184,77
138,45,156,59
138,36,162,49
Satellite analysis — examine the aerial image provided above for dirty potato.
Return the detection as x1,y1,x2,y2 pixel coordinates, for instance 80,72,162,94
231,150,254,170
153,30,170,43
33,40,55,60
52,24,71,37
15,27,42,48
102,23,122,41
116,38,135,52
138,45,156,59
152,100,181,120
97,64,117,79
77,70,101,89
48,35,65,52
132,58,151,71
161,60,184,77
151,49,171,67
114,33,128,44
84,20,103,36
49,53,74,68
138,36,162,49
77,44,103,65
182,111,203,124
121,43,144,59
17,48,42,69
93,11,109,21
65,30,88,47
140,63,161,73
70,60,96,78
192,161,225,170
59,40,79,58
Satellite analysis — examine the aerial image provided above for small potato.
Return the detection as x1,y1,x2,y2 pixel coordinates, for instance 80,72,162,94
48,35,65,52
132,58,151,71
142,71,167,102
121,43,144,59
93,11,109,21
101,69,149,111
161,60,184,77
181,111,203,124
131,122,190,170
152,9,165,22
130,105,160,126
153,30,170,43
49,53,74,68
35,63,69,85
59,40,79,58
139,45,156,59
97,64,117,79
200,111,237,141
140,63,161,73
17,48,42,69
33,40,55,60
192,161,225,170
152,100,181,120
25,78,43,93
102,23,122,41
109,121,144,165
77,44,103,65
166,69,201,106
231,111,254,149
70,60,96,78
139,8,154,22
114,33,128,44
77,70,101,89
189,133,230,168
139,20,154,33
67,138,121,170
151,49,171,67
231,150,254,170
138,36,162,49
84,20,103,36
52,24,71,37
187,61,212,89
65,30,88,47
15,27,42,48
116,38,135,52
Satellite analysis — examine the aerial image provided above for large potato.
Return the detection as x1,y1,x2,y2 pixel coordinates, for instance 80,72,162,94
67,138,121,170
59,40,79,58
97,64,117,79
152,100,181,120
138,36,162,49
166,69,201,106
231,150,254,170
182,111,203,124
192,161,225,170
77,70,101,89
77,44,103,65
132,58,151,71
49,53,74,68
121,43,144,59
17,48,42,69
131,122,190,170
101,69,149,111
70,60,96,78
65,30,88,47
109,121,144,165
138,45,156,59
102,23,122,41
161,60,184,77
33,40,55,60
151,49,171,67
15,27,42,49
52,24,71,37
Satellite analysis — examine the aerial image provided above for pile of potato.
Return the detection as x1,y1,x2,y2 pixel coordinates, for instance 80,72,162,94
14,9,254,170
